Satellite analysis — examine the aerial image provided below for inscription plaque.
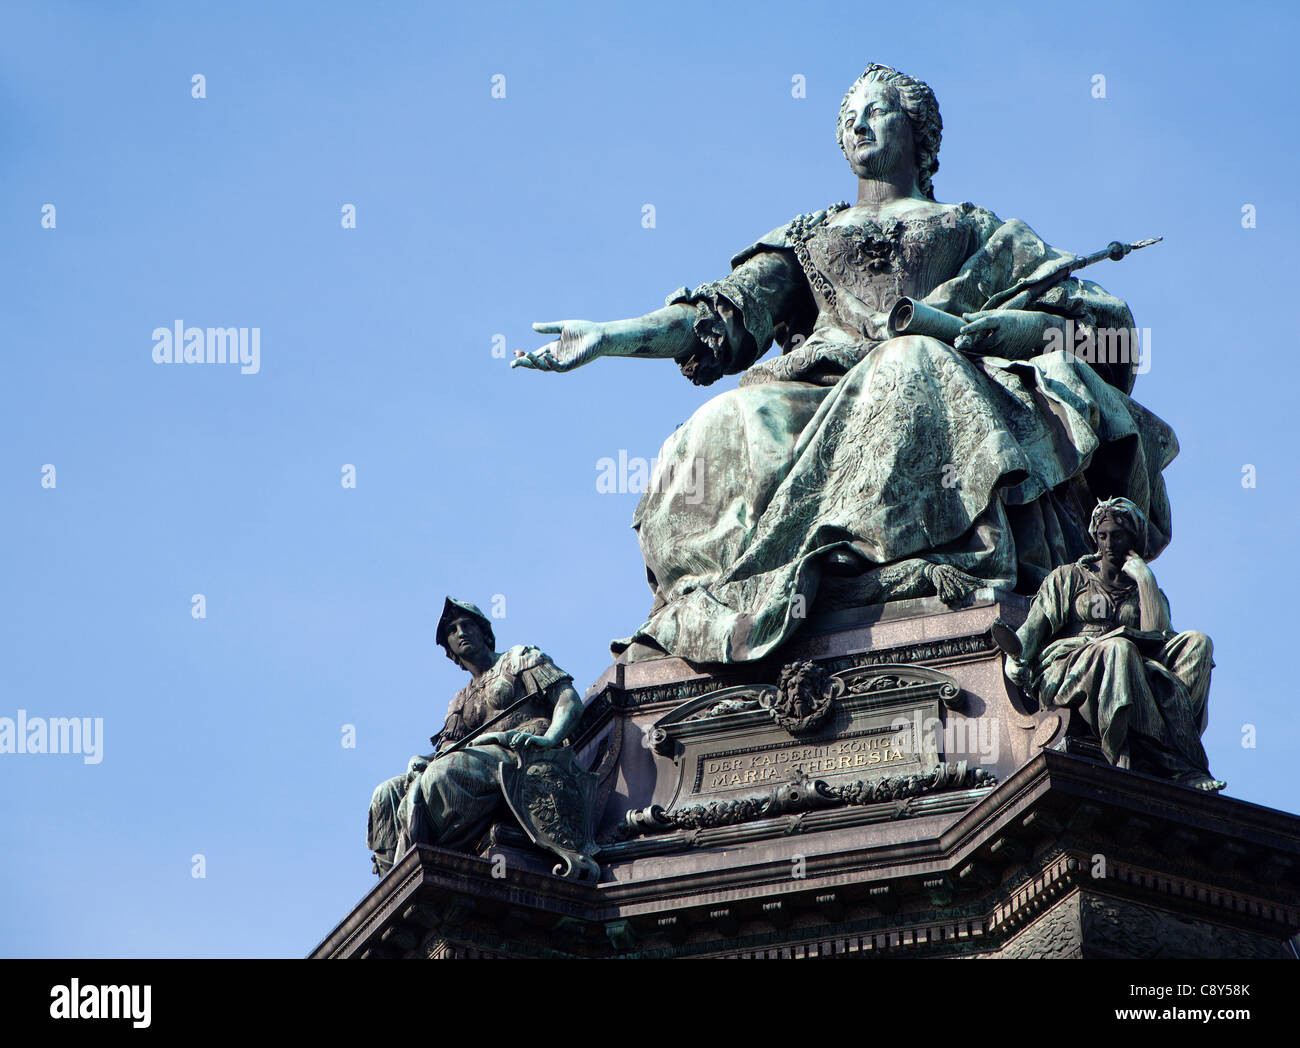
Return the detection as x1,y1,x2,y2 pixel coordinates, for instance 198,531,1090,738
649,664,963,812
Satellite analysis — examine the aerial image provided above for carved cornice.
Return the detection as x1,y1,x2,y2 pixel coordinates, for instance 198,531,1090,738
607,632,996,712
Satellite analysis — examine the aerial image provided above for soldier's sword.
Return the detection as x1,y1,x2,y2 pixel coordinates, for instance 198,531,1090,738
428,689,545,760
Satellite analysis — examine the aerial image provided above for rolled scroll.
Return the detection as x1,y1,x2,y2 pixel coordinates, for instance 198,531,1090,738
887,297,966,344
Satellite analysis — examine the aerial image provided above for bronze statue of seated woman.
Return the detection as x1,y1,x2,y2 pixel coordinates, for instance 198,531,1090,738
999,497,1225,792
513,62,1178,666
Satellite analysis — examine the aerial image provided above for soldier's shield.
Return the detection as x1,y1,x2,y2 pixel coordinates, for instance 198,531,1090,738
498,746,600,880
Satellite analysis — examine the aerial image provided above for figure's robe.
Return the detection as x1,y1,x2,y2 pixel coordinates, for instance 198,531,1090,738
620,202,1177,664
1015,556,1213,781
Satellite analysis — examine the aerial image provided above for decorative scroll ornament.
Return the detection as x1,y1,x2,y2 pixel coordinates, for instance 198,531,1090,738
617,761,996,838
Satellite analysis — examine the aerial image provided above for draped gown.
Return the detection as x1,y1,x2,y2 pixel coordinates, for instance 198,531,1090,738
1015,555,1214,782
617,201,1177,664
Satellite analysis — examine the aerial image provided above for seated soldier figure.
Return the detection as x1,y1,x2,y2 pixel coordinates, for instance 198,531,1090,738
367,598,583,875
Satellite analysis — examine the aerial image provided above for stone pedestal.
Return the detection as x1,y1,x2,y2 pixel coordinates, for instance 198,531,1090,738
312,591,1300,959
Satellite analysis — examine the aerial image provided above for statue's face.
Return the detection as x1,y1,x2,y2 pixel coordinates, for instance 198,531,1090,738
445,616,488,662
1094,518,1135,566
841,80,913,180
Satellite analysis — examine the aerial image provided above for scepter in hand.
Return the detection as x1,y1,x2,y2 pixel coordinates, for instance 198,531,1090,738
887,236,1163,347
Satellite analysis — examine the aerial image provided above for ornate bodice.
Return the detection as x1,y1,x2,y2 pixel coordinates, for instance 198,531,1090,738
788,202,991,337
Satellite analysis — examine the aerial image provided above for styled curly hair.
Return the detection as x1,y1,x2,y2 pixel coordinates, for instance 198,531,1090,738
837,64,942,201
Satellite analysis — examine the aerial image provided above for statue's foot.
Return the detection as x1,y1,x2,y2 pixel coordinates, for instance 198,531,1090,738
820,558,988,611
1179,773,1227,793
926,563,981,605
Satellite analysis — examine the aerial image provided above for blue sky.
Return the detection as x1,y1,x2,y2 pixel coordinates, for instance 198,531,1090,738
2,0,1297,956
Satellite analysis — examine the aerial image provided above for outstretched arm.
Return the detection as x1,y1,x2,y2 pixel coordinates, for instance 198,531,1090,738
512,304,698,373
513,247,810,380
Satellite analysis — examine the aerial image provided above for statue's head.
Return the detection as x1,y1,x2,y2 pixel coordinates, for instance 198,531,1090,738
1088,497,1148,563
766,659,838,733
837,64,942,200
436,597,496,670
778,660,820,715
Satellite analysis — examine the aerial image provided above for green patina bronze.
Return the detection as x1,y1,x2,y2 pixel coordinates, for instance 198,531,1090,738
515,63,1176,666
998,497,1224,792
367,598,594,876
